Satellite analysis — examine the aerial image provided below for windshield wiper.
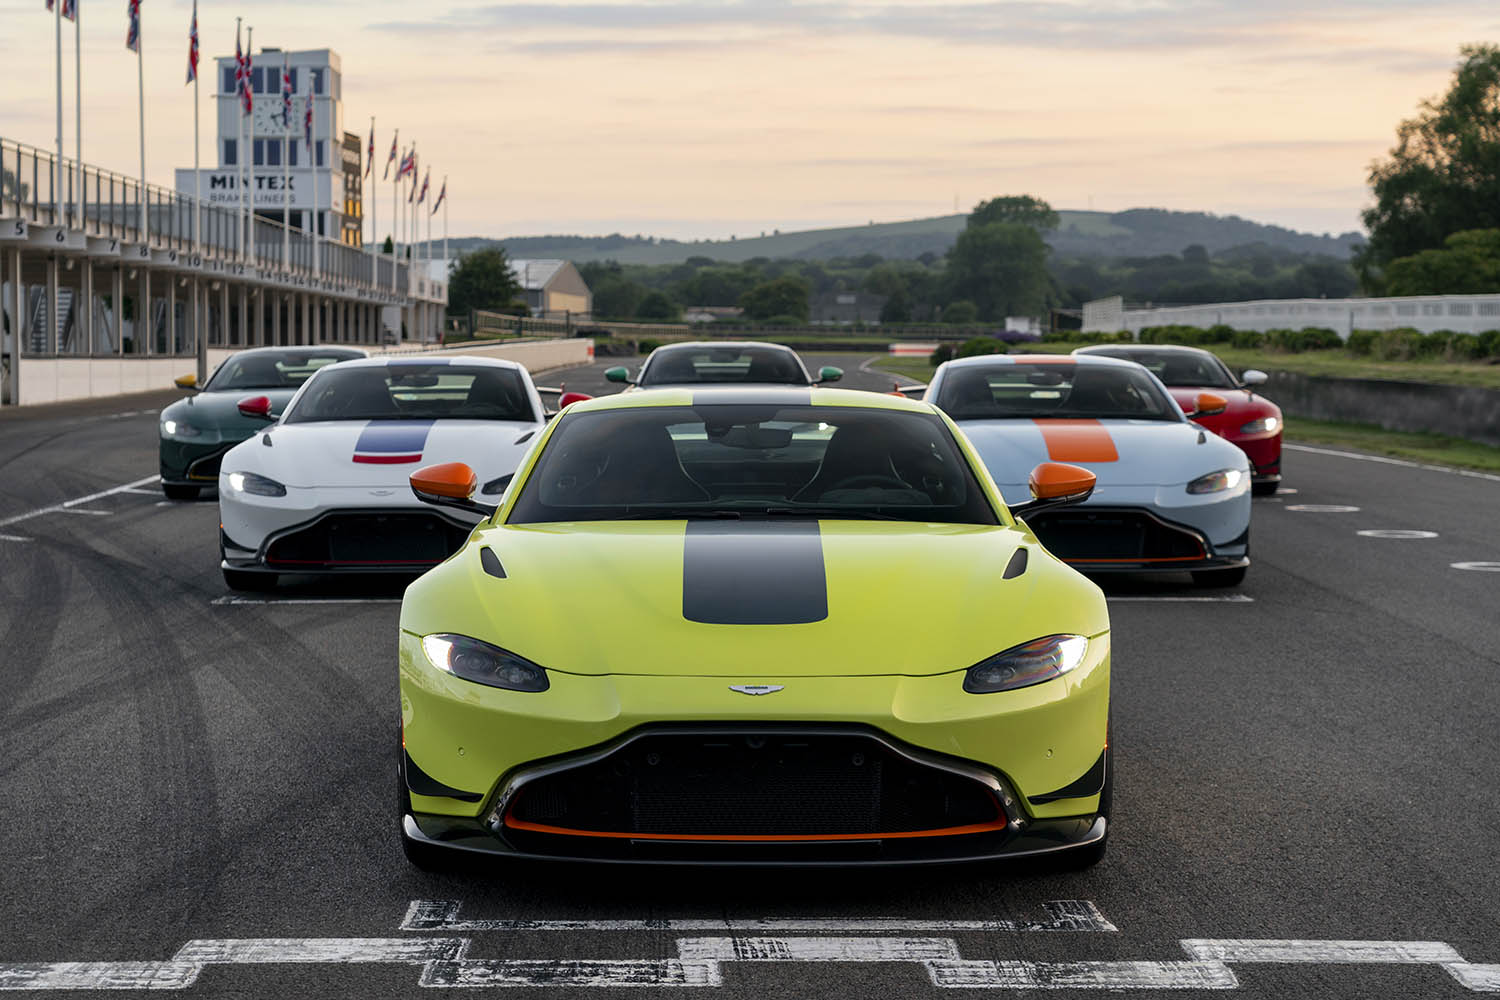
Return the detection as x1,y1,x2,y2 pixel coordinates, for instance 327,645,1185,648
763,507,903,521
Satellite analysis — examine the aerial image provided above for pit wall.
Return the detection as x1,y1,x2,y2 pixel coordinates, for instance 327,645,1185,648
1265,370,1500,449
15,339,593,406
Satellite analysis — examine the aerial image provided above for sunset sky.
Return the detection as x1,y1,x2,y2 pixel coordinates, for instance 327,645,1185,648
1,0,1495,242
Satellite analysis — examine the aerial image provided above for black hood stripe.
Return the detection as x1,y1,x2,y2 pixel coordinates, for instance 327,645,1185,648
682,521,828,625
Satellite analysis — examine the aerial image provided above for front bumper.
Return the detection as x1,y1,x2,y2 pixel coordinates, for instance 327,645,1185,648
1226,432,1282,485
220,506,477,575
1022,503,1249,575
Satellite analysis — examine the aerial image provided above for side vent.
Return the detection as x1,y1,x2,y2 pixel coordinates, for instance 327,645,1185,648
1002,547,1028,580
479,546,506,579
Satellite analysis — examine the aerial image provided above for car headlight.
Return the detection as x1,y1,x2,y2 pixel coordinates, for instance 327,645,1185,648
1239,416,1279,435
421,634,550,692
226,471,287,497
964,635,1089,694
1186,468,1244,494
161,419,201,438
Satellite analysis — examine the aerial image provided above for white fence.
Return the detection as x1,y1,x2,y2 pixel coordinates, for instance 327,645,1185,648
1084,294,1500,338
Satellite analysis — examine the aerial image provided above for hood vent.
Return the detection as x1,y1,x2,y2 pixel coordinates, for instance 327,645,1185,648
1002,547,1028,580
480,547,506,579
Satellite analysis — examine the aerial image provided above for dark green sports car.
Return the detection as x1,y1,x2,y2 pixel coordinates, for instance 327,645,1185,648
158,347,366,500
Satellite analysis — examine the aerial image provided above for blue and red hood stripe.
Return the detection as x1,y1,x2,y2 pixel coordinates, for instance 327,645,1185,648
352,420,435,464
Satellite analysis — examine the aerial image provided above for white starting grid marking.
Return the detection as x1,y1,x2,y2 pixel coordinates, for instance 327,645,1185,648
211,596,403,606
1286,443,1500,484
6,901,1500,992
0,475,159,529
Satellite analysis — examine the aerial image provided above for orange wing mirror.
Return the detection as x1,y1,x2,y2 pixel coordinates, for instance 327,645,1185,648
410,462,496,517
1011,462,1096,518
1188,392,1228,418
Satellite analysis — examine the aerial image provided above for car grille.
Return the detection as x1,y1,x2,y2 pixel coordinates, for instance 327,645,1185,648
265,512,470,567
502,730,1004,841
1025,507,1206,563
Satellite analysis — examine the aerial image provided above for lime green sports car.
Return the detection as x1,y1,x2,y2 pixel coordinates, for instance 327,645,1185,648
398,387,1112,868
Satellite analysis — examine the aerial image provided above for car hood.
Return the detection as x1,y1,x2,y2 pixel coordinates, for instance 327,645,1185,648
231,418,542,488
160,388,300,431
401,519,1109,678
957,417,1247,496
1162,386,1281,436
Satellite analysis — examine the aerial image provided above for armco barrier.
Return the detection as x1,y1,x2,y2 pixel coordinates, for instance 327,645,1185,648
1265,370,1500,449
15,339,593,406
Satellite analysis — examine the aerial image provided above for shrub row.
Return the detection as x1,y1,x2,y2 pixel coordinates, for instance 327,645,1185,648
1111,324,1500,361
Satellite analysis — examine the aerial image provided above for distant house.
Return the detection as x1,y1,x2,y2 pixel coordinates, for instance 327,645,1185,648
508,259,592,319
810,291,887,325
683,305,745,324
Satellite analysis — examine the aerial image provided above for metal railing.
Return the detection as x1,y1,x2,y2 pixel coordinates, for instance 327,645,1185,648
2,133,429,298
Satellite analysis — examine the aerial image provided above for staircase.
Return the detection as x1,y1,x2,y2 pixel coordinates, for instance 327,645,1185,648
26,287,74,353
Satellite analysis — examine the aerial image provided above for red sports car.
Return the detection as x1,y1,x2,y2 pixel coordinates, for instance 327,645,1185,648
1074,344,1282,496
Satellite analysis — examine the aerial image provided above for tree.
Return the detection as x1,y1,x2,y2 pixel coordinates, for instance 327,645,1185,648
739,276,810,321
381,235,394,255
635,290,680,321
1359,45,1500,288
880,289,912,324
968,195,1059,233
943,300,978,324
447,247,521,315
946,223,1052,321
1384,228,1500,294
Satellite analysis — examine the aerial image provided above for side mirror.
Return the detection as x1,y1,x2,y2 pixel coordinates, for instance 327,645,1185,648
1241,369,1268,387
558,391,592,409
236,395,274,420
1188,392,1229,418
410,462,497,517
604,366,633,384
816,366,843,384
1010,462,1096,518
174,374,198,392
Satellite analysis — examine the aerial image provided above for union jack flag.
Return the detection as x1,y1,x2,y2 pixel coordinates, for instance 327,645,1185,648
241,43,254,115
384,131,398,179
430,177,446,215
303,95,314,152
407,153,420,202
126,0,141,51
281,60,293,128
365,125,374,178
417,169,430,205
186,1,199,83
47,0,77,22
397,149,415,181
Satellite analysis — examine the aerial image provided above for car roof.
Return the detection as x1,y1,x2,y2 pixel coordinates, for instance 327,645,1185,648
565,385,929,415
940,352,1143,371
229,345,367,358
319,354,528,373
1074,344,1212,357
647,341,798,354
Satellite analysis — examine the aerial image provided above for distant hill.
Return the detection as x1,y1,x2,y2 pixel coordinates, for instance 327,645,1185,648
438,209,1362,266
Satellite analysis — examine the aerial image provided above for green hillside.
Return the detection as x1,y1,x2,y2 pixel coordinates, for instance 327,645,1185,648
437,208,1361,266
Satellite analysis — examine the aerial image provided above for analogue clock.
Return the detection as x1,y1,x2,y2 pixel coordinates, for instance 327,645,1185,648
252,97,294,137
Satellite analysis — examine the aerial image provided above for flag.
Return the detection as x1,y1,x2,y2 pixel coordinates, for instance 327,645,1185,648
384,131,398,179
430,177,446,215
417,169,430,205
126,0,141,51
234,27,246,110
281,60,292,128
397,149,415,180
186,1,199,83
46,0,78,22
365,124,374,178
407,153,419,202
303,95,314,151
242,42,254,116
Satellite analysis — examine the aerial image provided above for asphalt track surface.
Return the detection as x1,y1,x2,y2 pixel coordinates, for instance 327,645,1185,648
2,351,1499,997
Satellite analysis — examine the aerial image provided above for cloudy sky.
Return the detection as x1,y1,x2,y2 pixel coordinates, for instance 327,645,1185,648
1,0,1495,241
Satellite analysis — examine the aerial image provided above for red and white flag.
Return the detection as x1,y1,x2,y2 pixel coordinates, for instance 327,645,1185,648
384,131,399,179
397,149,415,181
241,42,254,116
46,0,77,22
126,0,141,51
430,177,446,215
186,0,199,83
281,61,293,128
234,27,247,109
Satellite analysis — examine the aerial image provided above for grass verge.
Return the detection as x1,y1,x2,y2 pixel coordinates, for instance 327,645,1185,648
1283,418,1500,474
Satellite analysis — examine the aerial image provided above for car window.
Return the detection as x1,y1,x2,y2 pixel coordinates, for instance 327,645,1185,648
1086,350,1235,388
935,363,1180,421
205,350,363,390
284,364,536,423
639,347,809,386
507,404,998,525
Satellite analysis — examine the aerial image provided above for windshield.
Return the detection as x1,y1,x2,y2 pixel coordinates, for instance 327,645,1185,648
508,404,999,525
1084,349,1236,388
204,349,364,391
934,363,1180,421
284,364,537,423
639,346,810,387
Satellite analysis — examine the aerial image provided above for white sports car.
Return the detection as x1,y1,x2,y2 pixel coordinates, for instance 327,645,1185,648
217,356,546,591
926,353,1251,587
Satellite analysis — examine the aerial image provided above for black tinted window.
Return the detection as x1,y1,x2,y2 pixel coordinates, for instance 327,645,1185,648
286,364,536,423
206,350,364,391
509,405,998,525
935,363,1179,421
640,347,809,386
1087,349,1234,388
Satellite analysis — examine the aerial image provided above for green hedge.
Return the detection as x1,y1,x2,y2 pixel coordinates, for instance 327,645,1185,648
1117,324,1500,361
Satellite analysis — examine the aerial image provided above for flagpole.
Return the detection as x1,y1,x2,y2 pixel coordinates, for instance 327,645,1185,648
193,3,201,252
235,18,244,263
281,53,289,272
54,0,62,223
310,95,319,280
136,5,148,241
368,115,376,283
246,26,255,264
442,177,448,281
73,0,82,226
388,129,397,293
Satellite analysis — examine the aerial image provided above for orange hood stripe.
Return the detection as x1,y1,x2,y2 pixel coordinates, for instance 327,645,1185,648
1035,419,1119,463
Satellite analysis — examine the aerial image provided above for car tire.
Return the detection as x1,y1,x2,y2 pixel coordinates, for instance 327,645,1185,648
162,483,199,501
1251,480,1279,497
1058,745,1112,870
398,757,456,872
1191,566,1247,588
222,567,277,592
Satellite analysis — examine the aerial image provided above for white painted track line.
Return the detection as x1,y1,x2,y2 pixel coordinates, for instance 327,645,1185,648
1286,443,1500,483
1181,939,1463,963
0,475,160,528
0,534,31,543
926,959,1238,989
212,596,403,606
1107,595,1254,603
0,962,202,990
172,937,467,964
1446,962,1500,991
420,959,723,988
677,937,961,961
401,899,1118,933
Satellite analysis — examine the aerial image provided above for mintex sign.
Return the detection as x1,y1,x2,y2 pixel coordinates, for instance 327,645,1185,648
175,169,337,210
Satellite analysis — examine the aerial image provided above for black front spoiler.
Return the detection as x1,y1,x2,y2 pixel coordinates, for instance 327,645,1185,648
1063,554,1250,576
401,810,1106,868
